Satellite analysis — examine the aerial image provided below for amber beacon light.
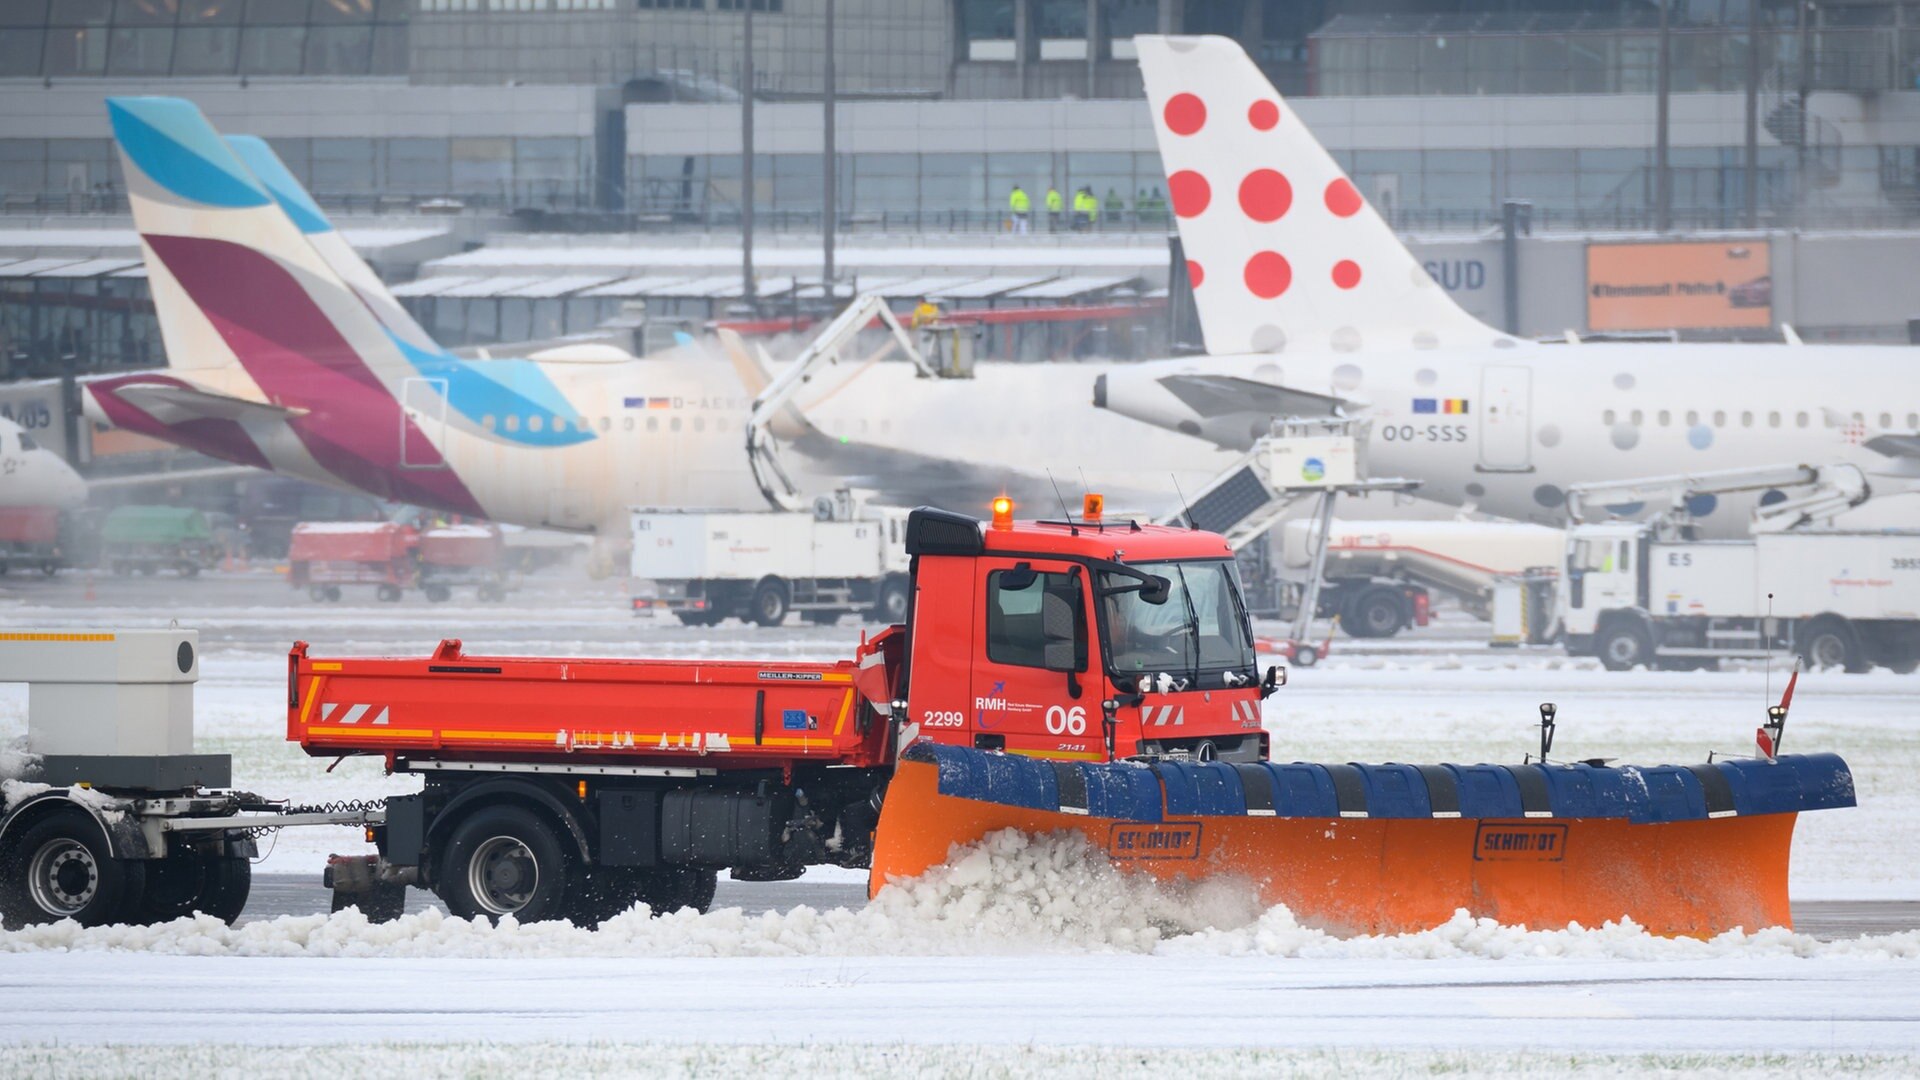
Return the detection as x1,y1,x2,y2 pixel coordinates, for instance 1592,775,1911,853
991,496,1014,530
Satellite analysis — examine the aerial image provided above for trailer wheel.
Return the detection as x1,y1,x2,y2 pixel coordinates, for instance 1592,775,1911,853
137,852,251,925
424,583,452,603
750,579,790,627
1597,621,1653,671
376,583,403,603
803,611,841,626
0,808,145,928
179,562,200,578
308,585,328,602
1292,644,1318,667
324,585,343,602
329,879,405,924
673,611,720,627
438,805,571,924
1801,619,1868,673
1344,587,1408,639
871,576,910,624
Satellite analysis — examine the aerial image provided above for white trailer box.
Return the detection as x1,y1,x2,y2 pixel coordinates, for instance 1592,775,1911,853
1648,542,1761,619
634,514,894,581
1759,532,1920,620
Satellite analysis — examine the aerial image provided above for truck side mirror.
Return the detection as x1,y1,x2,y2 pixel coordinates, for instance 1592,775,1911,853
999,561,1037,591
1139,575,1170,605
1260,664,1286,698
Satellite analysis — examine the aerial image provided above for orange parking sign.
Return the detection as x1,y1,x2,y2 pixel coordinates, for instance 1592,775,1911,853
1586,240,1772,331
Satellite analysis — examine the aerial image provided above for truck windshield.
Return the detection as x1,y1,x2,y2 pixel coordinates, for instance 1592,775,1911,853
1100,559,1256,682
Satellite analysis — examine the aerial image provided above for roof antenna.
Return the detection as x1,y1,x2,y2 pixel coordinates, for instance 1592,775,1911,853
1170,473,1198,530
1045,469,1077,535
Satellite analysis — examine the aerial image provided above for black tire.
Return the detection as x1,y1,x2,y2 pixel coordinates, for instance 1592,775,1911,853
477,583,503,602
138,852,251,925
308,584,329,602
673,611,720,627
1344,588,1407,639
1887,655,1920,675
435,804,572,924
179,562,200,578
1801,619,1868,673
802,610,841,626
871,576,910,624
1597,621,1653,671
646,868,717,913
1292,644,1318,667
750,579,790,628
324,585,342,602
40,562,57,578
0,808,145,928
424,583,451,603
376,583,403,602
565,867,716,926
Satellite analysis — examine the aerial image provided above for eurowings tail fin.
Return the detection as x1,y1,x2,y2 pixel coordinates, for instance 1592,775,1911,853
1134,35,1507,356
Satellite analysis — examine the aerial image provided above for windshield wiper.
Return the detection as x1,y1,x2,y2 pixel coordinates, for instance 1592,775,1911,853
1173,564,1202,690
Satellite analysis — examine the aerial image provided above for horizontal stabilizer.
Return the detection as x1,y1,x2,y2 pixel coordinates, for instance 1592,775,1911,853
107,381,305,426
1157,373,1350,420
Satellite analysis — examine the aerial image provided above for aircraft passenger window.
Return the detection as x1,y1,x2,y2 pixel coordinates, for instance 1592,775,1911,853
1603,410,1615,425
694,417,705,433
1881,412,1892,428
1630,410,1643,426
505,415,520,432
646,416,658,432
1685,410,1698,426
622,417,634,431
1740,411,1752,427
1769,411,1781,428
553,417,567,433
1657,410,1670,427
599,417,610,432
1714,410,1727,427
528,416,544,433
1796,412,1809,427
482,415,496,431
1909,413,1918,428
671,417,682,432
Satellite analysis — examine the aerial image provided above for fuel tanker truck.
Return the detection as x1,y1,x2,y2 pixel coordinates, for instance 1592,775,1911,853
1,499,1856,936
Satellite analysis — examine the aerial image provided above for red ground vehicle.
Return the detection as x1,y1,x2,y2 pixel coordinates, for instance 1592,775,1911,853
293,504,1270,922
0,507,63,578
289,504,1851,936
288,522,418,602
417,523,507,603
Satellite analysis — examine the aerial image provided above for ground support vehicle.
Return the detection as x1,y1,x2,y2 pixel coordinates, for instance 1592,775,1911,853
418,524,509,603
290,504,1853,936
0,507,62,577
1560,463,1920,672
0,631,380,928
1280,519,1565,639
289,522,418,602
98,505,216,577
630,498,910,627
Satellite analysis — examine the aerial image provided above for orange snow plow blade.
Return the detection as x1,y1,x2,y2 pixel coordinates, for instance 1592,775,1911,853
871,744,1856,937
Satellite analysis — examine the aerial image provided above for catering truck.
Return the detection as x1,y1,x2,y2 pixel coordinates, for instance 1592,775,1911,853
1559,463,1920,672
630,495,910,626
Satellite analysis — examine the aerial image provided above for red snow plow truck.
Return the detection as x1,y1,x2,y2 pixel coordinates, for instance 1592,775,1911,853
278,500,1854,936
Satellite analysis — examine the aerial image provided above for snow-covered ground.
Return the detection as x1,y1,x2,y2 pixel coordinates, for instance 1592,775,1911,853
3,577,1918,1072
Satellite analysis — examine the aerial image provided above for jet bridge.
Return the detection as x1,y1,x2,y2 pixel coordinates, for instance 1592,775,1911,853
1162,417,1418,663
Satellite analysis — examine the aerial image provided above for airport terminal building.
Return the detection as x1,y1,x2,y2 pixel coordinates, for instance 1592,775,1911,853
7,0,1920,394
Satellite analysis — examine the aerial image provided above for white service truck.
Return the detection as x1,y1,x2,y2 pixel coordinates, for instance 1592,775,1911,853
630,498,911,627
1558,463,1920,673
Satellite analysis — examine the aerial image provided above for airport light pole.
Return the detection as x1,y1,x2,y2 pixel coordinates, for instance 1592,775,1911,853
1655,0,1672,233
742,0,757,310
823,0,836,294
1745,0,1762,228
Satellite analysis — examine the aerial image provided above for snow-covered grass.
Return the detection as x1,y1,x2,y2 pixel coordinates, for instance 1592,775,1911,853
3,1043,1915,1080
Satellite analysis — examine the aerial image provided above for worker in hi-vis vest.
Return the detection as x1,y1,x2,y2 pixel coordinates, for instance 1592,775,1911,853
1008,185,1031,233
1045,186,1063,231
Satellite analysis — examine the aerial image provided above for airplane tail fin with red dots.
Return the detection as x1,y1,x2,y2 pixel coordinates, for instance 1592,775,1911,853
1136,35,1503,357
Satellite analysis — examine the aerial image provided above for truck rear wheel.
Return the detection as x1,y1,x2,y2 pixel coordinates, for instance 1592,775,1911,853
1801,619,1868,673
437,805,571,924
376,583,403,603
1344,587,1407,639
424,583,451,603
871,576,910,624
750,580,790,627
568,867,717,925
0,808,145,929
1597,621,1652,671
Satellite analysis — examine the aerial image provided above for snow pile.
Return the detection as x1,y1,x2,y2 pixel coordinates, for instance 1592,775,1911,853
2,736,47,810
5,828,1920,961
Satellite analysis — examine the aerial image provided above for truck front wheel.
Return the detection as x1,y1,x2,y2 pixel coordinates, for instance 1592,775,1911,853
1597,621,1653,671
0,808,146,928
438,805,572,924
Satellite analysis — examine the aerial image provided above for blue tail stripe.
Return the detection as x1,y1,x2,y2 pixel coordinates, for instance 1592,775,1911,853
224,135,331,235
107,98,270,210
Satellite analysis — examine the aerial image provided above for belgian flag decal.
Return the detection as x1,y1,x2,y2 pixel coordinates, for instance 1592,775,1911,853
1413,398,1470,415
